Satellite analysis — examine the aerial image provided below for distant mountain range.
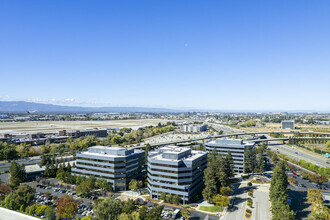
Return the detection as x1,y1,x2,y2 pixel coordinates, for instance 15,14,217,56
0,101,178,113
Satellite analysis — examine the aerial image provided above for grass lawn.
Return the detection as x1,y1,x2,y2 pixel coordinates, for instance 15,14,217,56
199,206,223,212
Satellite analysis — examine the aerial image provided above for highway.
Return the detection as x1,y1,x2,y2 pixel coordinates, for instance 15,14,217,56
267,140,330,168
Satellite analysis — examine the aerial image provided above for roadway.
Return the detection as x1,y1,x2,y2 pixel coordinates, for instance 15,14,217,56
267,140,330,168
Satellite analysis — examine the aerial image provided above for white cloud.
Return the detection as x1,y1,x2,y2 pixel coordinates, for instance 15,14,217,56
26,98,77,105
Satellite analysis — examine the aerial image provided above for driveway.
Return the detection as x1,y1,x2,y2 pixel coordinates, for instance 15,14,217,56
253,184,270,220
221,182,247,220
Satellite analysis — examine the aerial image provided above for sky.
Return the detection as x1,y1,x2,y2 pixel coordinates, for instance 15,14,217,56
0,0,330,112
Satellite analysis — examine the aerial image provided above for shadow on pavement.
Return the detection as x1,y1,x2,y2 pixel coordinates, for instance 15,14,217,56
288,190,310,219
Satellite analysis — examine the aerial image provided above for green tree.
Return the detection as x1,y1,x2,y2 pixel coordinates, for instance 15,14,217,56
217,153,229,187
36,205,47,216
139,206,148,220
94,196,123,220
145,144,151,164
9,161,26,188
159,192,167,201
225,151,235,177
122,199,137,214
220,186,233,196
45,206,56,220
76,179,94,195
146,205,163,220
271,199,295,220
213,194,230,209
270,161,288,202
202,165,218,202
129,179,138,193
172,194,180,205
326,141,330,152
181,207,190,219
3,184,35,211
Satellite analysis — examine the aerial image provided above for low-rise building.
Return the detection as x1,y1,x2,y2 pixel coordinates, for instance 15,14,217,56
183,124,207,133
147,146,207,204
72,146,145,191
59,129,108,138
281,120,295,129
205,139,255,173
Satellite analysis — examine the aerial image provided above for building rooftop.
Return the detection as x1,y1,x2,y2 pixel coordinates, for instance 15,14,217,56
149,145,206,162
79,145,143,157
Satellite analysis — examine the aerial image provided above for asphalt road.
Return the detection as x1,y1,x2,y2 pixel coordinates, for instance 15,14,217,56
221,182,247,220
268,141,330,168
254,185,270,220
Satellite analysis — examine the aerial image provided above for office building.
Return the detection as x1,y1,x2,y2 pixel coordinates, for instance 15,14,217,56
147,146,207,204
205,139,255,173
72,146,145,191
183,124,207,133
59,129,108,138
281,120,295,129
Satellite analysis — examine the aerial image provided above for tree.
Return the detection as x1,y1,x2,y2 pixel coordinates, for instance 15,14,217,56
271,199,295,220
271,153,279,163
145,144,151,164
213,194,230,208
118,211,140,220
94,196,123,220
326,141,330,151
217,153,229,187
202,166,217,202
122,199,137,214
56,195,78,219
172,194,180,205
9,161,26,188
269,161,295,220
159,192,167,201
220,186,233,196
82,216,93,220
76,179,94,195
129,179,138,193
270,161,288,202
101,180,112,192
308,188,330,219
45,206,56,220
225,151,234,177
36,205,47,216
0,183,10,198
146,205,163,220
3,184,35,211
307,189,323,204
118,213,130,220
181,207,190,219
256,150,266,173
139,206,148,220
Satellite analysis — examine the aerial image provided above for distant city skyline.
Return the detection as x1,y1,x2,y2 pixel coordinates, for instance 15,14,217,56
1,1,330,111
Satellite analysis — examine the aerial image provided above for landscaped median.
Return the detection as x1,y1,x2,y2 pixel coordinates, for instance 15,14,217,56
244,208,252,219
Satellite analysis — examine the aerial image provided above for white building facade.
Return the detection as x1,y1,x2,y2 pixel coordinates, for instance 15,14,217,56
205,139,255,173
72,146,145,191
183,124,207,133
147,146,207,204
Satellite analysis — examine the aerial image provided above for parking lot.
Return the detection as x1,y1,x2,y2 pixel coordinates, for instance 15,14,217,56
31,182,96,219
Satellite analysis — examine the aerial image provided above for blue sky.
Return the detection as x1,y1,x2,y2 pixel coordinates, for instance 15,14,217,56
0,1,329,111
